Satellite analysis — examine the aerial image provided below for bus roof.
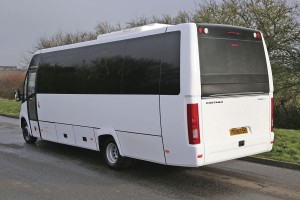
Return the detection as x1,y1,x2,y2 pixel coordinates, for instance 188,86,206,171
97,23,171,40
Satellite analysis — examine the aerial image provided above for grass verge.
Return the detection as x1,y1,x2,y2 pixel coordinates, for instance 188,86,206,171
0,98,299,164
0,98,20,117
256,128,300,164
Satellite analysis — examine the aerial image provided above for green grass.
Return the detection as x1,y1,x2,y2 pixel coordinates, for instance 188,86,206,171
0,98,21,117
0,98,299,164
256,128,300,164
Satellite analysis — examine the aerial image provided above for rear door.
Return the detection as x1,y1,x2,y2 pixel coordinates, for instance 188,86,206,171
197,24,273,164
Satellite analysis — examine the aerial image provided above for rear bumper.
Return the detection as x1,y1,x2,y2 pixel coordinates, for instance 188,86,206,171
201,134,274,166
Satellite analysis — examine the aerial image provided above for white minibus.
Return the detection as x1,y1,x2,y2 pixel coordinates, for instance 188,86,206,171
16,23,274,169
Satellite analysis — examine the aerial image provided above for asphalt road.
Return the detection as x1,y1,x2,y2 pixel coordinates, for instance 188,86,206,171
0,116,299,200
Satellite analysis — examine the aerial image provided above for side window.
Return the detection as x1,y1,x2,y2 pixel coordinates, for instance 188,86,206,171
160,31,181,95
38,48,86,94
122,34,163,94
84,41,124,94
38,53,57,93
54,48,86,94
27,71,37,97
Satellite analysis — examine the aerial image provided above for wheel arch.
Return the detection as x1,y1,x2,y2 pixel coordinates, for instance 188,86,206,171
95,127,124,156
20,116,29,130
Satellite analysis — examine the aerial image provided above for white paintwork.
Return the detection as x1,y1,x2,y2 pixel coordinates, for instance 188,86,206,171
19,23,274,167
116,132,165,164
201,95,272,165
29,120,40,138
39,122,58,142
74,126,97,150
37,94,161,136
160,24,205,167
55,123,76,146
97,23,170,39
19,102,29,129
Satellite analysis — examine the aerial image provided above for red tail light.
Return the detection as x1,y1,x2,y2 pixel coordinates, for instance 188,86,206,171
187,104,200,144
256,32,261,39
271,98,274,132
198,27,204,33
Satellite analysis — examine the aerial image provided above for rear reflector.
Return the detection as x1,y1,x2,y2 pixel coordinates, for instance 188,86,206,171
271,98,274,132
187,104,200,144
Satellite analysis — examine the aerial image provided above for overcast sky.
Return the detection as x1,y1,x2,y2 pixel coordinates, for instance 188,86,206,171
0,0,198,67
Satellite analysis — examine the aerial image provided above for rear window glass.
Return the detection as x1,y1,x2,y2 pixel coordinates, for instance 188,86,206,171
198,25,269,97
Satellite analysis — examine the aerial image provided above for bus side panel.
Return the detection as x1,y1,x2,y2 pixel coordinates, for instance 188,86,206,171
37,94,161,136
160,24,204,167
116,132,165,164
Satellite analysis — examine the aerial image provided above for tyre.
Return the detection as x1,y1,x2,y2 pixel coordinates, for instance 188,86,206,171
22,122,37,144
103,138,131,169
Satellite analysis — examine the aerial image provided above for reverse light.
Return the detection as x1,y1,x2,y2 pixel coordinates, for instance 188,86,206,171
187,104,200,144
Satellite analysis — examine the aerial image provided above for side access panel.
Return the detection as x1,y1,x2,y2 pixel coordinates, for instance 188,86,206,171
56,124,76,146
39,121,58,142
73,126,97,150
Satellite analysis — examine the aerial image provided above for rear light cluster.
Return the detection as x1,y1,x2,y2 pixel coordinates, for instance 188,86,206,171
271,98,274,132
187,104,200,144
253,32,261,39
198,27,209,34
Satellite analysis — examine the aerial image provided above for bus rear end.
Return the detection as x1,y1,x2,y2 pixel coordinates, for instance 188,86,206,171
197,24,274,165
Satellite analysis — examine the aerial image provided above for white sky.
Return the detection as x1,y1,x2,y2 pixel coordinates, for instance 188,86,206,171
0,0,198,67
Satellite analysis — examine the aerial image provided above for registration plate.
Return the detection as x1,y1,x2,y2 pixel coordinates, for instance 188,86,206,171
230,127,248,136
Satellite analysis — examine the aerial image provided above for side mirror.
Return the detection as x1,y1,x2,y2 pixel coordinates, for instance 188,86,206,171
15,89,23,102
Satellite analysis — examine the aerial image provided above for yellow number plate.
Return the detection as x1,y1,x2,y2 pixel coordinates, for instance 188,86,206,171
230,127,248,136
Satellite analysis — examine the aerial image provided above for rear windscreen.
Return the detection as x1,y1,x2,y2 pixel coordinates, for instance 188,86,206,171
198,24,269,97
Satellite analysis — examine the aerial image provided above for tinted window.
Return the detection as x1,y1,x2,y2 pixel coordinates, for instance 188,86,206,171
122,35,163,94
160,32,181,95
38,48,87,94
84,41,124,94
54,48,86,94
37,32,181,95
37,58,56,93
198,25,269,97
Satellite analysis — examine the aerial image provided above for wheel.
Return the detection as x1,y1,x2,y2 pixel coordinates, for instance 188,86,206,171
22,122,37,144
103,138,131,169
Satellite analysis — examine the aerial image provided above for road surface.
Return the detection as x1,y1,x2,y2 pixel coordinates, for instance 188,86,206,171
0,116,299,200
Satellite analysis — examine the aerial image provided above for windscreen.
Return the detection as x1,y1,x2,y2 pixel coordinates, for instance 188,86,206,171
198,24,269,97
